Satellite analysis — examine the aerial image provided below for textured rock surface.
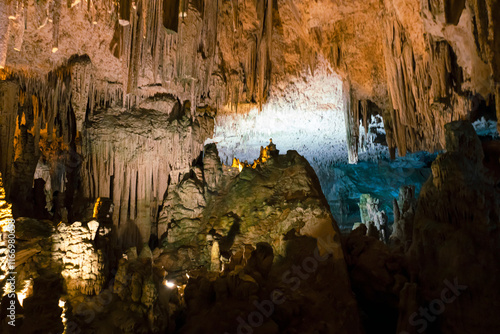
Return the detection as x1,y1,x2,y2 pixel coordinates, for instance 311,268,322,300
359,193,390,243
0,2,500,333
52,221,109,295
158,146,345,273
407,121,500,332
180,239,363,334
82,94,214,243
390,185,417,251
1,0,498,159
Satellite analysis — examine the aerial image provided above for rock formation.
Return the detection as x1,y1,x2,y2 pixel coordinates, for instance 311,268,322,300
406,121,500,333
359,193,390,243
0,1,499,333
158,145,345,272
390,185,417,252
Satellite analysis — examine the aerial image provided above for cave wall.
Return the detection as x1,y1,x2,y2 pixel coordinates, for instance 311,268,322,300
1,1,498,156
379,0,499,157
0,1,499,232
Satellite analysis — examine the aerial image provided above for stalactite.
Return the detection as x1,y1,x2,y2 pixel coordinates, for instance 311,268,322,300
0,80,19,197
81,99,214,243
119,0,131,26
381,8,468,156
52,0,62,53
201,0,218,58
163,0,180,33
126,0,143,94
0,1,10,69
343,80,359,164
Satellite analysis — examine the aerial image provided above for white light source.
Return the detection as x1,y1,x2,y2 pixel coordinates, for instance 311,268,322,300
211,57,347,168
52,47,59,53
164,280,175,288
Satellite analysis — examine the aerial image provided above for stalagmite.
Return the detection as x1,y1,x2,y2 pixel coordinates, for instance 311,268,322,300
210,240,220,272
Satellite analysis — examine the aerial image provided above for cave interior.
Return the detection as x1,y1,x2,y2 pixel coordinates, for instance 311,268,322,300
0,0,500,333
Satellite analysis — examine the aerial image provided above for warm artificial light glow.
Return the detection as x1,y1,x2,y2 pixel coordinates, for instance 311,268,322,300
0,171,13,233
59,299,67,322
230,139,277,171
52,47,59,53
232,158,244,172
17,279,32,306
164,280,175,288
59,298,67,333
71,0,81,8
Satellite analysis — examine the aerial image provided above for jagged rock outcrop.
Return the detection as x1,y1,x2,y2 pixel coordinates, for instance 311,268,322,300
158,145,345,273
180,239,363,334
390,185,417,251
202,143,222,193
407,121,500,333
64,252,176,334
158,172,206,247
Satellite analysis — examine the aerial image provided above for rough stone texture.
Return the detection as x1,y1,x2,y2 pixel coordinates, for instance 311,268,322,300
64,254,174,334
390,185,417,252
407,121,500,333
82,95,214,243
180,239,363,334
359,193,390,243
52,221,108,295
344,225,409,333
158,146,345,274
202,143,222,193
0,0,499,161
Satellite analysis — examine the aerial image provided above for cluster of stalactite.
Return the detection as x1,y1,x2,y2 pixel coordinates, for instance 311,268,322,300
0,57,215,244
378,0,500,158
1,0,275,113
81,103,214,244
382,12,465,157
0,65,77,217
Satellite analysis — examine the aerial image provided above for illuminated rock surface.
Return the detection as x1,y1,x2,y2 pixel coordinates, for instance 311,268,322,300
0,1,499,333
